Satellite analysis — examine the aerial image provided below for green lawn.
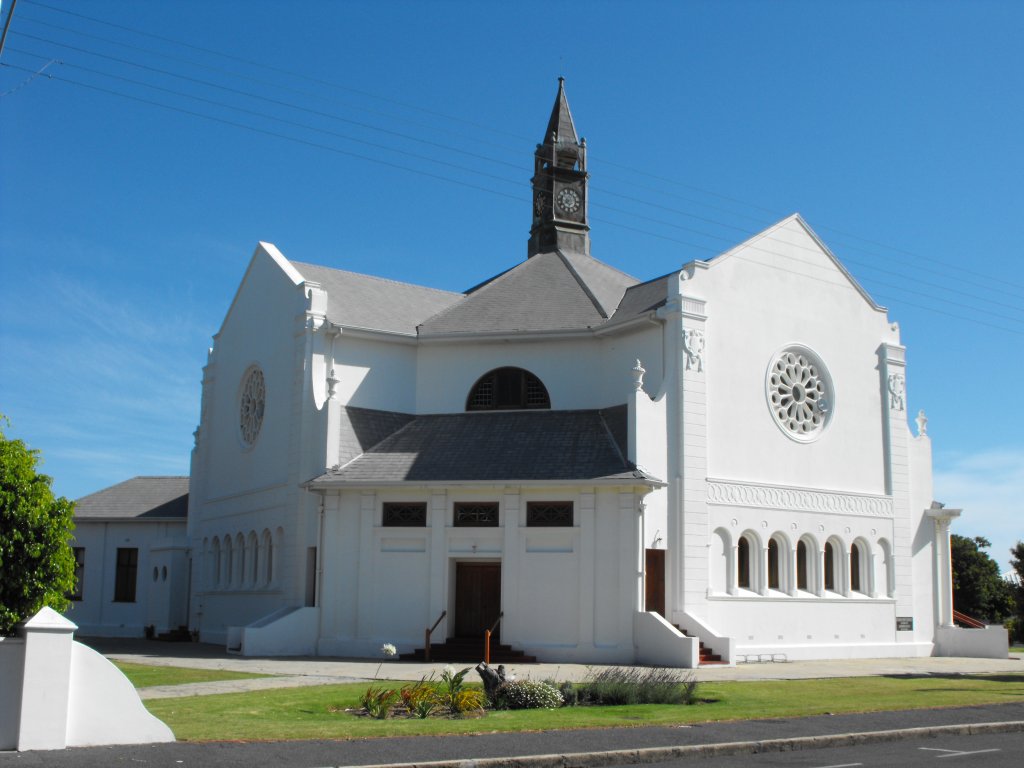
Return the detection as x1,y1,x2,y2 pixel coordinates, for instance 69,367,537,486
114,661,272,688
144,674,1024,742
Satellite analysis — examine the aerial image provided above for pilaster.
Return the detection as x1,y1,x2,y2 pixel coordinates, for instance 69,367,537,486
428,490,448,637
927,505,961,627
880,342,914,632
354,490,376,640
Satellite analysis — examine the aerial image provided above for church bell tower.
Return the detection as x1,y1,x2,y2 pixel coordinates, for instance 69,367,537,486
528,78,590,257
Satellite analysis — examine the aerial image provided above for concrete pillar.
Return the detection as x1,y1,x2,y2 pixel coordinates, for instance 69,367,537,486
927,506,961,628
17,608,76,751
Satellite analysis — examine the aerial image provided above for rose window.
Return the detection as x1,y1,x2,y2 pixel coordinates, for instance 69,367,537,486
766,347,833,441
239,366,266,447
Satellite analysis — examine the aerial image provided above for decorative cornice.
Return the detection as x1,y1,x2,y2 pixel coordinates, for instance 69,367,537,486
706,479,893,518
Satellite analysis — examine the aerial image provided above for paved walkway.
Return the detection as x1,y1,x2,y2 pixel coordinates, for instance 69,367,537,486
85,637,1023,699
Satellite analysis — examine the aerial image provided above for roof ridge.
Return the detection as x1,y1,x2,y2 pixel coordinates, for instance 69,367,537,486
290,261,462,297
555,249,610,318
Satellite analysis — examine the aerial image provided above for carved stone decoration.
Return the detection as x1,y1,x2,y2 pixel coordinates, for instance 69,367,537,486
682,329,705,372
916,409,928,436
327,368,340,400
766,346,833,442
631,359,646,391
706,479,894,518
888,373,906,411
239,366,266,447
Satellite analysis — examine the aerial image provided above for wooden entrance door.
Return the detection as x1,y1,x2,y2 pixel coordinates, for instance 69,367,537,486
455,563,501,638
645,549,665,616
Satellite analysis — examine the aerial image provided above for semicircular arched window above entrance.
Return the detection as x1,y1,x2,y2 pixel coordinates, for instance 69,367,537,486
466,367,550,411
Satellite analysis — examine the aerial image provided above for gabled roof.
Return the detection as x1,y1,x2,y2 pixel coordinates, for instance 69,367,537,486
308,409,658,486
75,476,189,520
292,261,462,336
418,250,637,336
697,214,885,312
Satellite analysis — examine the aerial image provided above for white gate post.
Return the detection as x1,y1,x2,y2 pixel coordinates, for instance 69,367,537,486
17,607,77,751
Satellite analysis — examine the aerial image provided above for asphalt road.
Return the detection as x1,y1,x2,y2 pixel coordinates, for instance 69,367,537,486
2,702,1023,768
647,731,1024,767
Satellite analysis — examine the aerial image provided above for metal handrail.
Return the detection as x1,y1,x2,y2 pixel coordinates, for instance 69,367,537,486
952,609,986,629
484,612,504,665
424,610,447,662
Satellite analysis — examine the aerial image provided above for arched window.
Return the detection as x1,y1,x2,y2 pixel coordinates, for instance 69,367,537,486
737,536,751,589
850,543,862,592
466,367,550,411
767,538,780,590
824,540,837,592
797,540,808,591
224,536,233,587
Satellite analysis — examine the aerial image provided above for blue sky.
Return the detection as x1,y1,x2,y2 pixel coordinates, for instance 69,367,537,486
1,0,1021,571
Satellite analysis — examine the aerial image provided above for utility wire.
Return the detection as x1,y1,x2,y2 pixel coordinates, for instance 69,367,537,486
10,33,1023,314
4,50,1022,333
15,6,1024,295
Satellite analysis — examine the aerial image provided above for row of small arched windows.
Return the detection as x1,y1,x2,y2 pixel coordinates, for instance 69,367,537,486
713,529,894,598
205,528,281,590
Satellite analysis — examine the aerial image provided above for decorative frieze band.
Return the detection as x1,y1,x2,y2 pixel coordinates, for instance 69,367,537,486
706,479,894,518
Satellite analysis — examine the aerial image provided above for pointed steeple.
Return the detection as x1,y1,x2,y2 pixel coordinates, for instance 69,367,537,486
528,78,590,258
542,77,581,164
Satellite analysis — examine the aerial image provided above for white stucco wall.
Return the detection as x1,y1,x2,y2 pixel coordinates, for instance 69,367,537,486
694,218,894,495
317,485,647,663
66,520,187,637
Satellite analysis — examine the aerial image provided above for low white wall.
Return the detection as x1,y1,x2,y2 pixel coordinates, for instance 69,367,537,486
679,612,735,664
66,642,174,747
934,626,1009,659
240,606,318,656
0,637,26,750
635,611,699,668
3,608,173,751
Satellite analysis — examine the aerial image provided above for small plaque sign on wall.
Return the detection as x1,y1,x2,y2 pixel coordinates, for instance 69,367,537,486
896,617,914,632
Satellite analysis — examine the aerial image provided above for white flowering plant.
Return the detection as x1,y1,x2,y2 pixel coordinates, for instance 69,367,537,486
492,679,564,710
380,642,398,657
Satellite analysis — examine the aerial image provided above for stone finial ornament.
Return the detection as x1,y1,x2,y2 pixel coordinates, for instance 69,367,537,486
631,359,646,391
327,368,340,400
916,409,928,436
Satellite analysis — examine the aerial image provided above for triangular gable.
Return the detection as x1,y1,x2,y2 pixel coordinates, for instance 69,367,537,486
214,241,305,340
696,214,884,312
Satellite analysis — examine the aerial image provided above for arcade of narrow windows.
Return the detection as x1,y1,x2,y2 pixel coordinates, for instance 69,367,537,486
713,528,893,599
204,527,282,591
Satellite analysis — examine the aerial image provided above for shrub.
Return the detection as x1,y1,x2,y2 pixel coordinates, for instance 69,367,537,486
493,680,564,710
435,666,486,715
360,686,399,719
574,667,698,706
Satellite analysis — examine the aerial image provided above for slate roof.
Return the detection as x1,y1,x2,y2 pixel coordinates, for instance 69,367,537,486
309,409,658,486
417,251,638,336
74,476,189,520
606,273,673,327
292,261,462,336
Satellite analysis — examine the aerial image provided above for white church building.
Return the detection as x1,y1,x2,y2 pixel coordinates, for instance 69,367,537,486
185,81,999,664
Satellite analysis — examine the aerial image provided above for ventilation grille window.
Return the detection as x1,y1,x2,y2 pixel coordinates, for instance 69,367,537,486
453,502,499,527
526,502,573,527
382,503,427,527
466,367,550,411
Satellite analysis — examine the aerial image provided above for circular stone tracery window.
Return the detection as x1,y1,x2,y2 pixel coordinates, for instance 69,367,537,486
766,346,833,442
239,366,266,447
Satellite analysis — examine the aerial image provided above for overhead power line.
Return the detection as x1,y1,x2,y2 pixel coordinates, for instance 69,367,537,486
16,2,1024,295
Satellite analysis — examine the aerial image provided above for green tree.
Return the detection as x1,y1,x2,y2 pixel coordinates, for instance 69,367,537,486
1010,541,1024,642
0,417,76,635
950,534,1014,624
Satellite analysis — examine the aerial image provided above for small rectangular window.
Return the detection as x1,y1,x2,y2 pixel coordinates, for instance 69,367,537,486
526,501,573,527
114,547,138,603
453,502,498,527
69,547,85,601
383,502,427,527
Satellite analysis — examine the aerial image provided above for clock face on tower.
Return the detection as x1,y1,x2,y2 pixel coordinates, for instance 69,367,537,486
556,187,581,215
